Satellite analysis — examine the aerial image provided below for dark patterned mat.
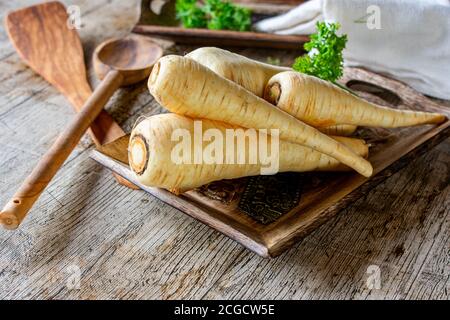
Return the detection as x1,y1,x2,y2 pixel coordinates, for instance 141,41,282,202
238,173,303,224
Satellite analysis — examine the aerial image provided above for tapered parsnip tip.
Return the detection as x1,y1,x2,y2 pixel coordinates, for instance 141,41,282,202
350,157,373,177
433,113,447,124
321,124,358,136
129,134,149,176
267,71,447,128
363,161,373,177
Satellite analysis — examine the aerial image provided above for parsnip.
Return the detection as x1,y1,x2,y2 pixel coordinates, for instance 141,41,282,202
265,71,447,128
148,55,373,177
319,124,357,136
129,114,369,194
186,48,358,136
186,47,290,97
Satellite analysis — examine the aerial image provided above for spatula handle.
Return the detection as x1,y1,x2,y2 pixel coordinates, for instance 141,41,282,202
0,70,123,230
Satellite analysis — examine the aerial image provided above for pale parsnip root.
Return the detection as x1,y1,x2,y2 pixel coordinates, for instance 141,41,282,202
319,124,358,136
186,47,290,97
186,48,359,136
265,71,447,128
148,55,373,177
129,114,369,194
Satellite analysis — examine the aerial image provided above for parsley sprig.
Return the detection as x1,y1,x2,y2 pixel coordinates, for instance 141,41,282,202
175,0,207,29
293,22,347,84
176,0,251,32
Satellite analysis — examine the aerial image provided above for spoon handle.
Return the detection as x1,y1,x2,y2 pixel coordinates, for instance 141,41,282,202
0,70,123,230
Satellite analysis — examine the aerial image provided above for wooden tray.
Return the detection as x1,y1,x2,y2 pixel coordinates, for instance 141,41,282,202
90,67,450,258
132,0,309,49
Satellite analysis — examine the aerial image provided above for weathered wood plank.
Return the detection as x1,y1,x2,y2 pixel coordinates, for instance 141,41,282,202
0,0,448,300
0,151,247,299
201,143,449,300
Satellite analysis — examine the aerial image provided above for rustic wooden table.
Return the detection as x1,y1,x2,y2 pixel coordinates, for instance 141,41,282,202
0,0,448,300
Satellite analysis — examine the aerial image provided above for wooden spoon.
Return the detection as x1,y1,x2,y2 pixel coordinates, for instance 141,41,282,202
0,35,163,230
4,1,135,188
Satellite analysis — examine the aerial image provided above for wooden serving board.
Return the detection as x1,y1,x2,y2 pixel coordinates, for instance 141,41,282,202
133,0,309,49
90,67,450,258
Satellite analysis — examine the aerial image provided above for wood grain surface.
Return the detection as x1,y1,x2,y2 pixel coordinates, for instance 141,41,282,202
1,5,163,229
3,1,139,191
0,69,124,230
0,0,448,299
132,25,310,49
5,1,126,147
91,67,450,258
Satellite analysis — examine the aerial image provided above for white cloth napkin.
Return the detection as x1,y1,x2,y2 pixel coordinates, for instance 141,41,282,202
255,0,450,99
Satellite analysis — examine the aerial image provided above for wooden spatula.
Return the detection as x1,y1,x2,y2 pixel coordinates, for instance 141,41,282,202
97,134,131,165
0,31,161,230
4,1,136,189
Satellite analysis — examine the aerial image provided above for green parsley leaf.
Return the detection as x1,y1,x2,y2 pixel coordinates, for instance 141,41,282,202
175,0,207,29
293,22,347,83
176,0,251,32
